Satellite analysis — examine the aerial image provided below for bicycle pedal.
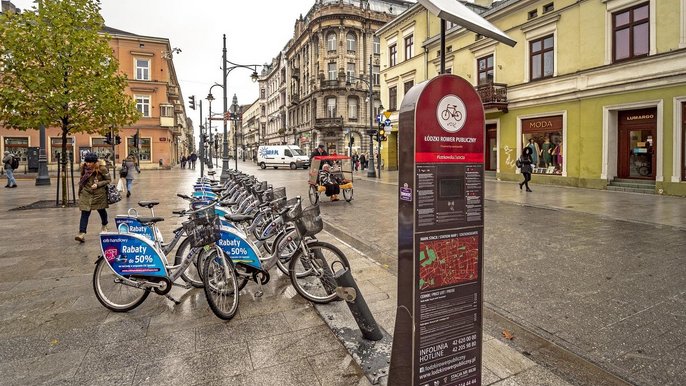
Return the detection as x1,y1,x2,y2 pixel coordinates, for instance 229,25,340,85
165,294,181,304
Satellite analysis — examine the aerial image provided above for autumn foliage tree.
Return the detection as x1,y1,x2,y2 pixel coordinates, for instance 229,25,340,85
0,0,140,205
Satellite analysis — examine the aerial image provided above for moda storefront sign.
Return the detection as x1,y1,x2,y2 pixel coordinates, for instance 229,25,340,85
522,115,563,133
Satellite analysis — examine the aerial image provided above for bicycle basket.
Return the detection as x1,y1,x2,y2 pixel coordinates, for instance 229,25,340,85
182,208,220,247
270,196,287,211
272,187,287,200
283,198,302,221
295,205,323,237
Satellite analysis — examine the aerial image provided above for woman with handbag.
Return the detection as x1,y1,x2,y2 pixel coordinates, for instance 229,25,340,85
122,155,136,197
75,153,111,243
518,146,534,192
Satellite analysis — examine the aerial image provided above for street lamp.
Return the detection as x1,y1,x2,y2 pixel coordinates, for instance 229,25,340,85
220,34,261,182
345,54,379,178
206,83,222,169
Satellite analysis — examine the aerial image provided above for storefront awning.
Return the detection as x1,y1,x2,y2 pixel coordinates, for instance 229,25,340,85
418,0,516,47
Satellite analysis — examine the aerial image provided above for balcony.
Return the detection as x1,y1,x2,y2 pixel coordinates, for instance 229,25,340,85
291,68,300,79
475,83,508,112
320,79,339,89
315,117,343,128
167,85,179,100
290,94,300,105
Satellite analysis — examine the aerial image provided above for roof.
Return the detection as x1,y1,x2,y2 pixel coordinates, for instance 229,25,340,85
101,25,140,37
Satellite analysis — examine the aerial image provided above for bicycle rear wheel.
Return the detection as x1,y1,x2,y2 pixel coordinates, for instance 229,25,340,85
288,241,349,304
203,248,240,320
93,258,149,312
174,237,203,288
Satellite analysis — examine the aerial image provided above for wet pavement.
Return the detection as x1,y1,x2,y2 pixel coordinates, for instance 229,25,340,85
2,162,683,385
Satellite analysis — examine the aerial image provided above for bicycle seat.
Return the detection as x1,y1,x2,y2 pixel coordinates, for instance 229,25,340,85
225,213,255,223
137,216,164,225
138,201,160,209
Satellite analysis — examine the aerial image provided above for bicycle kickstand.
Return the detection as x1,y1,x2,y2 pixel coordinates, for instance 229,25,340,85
165,293,181,304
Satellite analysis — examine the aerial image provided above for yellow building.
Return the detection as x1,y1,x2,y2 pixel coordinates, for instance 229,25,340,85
378,0,686,196
0,25,191,171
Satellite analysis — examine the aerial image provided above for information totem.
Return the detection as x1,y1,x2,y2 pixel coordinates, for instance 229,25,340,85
389,74,485,386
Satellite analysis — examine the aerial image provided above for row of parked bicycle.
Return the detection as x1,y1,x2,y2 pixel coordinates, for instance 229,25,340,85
92,169,350,320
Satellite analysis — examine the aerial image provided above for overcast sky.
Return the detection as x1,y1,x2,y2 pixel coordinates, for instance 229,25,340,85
11,0,318,127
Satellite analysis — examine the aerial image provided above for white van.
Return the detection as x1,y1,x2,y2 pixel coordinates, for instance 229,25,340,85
257,145,310,170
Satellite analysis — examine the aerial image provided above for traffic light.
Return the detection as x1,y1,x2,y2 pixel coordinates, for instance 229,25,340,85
188,95,196,110
132,133,139,147
104,132,112,145
115,135,121,145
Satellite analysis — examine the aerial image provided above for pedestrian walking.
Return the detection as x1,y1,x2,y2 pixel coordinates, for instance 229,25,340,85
75,153,110,243
518,146,534,192
309,144,328,161
122,155,137,197
359,153,367,170
189,152,197,169
181,155,187,169
352,153,359,171
2,151,18,188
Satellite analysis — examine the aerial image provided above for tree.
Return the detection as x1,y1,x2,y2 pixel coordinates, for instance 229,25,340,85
0,0,141,206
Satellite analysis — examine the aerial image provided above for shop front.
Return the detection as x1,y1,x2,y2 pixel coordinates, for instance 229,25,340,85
521,115,564,175
617,108,656,180
486,124,497,171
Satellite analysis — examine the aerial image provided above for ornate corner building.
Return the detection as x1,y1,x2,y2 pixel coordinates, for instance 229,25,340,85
257,0,412,156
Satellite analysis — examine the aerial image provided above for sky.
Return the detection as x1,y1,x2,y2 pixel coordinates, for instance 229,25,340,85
11,0,318,127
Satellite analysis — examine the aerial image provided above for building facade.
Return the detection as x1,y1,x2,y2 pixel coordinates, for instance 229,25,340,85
0,24,191,171
257,0,412,157
240,99,261,162
378,0,686,196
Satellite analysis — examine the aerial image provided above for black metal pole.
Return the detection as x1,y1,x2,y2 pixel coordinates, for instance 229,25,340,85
35,125,50,185
199,100,204,177
221,34,230,182
440,19,446,74
367,55,376,178
334,267,383,341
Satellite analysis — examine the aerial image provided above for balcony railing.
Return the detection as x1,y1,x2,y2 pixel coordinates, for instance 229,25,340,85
320,79,339,89
291,94,300,105
315,117,343,128
475,82,508,112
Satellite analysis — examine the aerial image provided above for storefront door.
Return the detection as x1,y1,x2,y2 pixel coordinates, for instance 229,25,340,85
617,108,656,179
485,125,497,171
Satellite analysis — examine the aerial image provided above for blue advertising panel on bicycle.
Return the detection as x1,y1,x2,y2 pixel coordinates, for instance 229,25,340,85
192,191,218,199
100,233,167,278
218,226,262,270
115,216,157,241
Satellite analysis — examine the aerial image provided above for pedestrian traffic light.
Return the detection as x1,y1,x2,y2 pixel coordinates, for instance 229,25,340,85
188,95,196,110
104,132,112,145
115,135,121,145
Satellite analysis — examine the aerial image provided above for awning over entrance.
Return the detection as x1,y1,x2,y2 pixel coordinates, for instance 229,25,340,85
418,0,517,47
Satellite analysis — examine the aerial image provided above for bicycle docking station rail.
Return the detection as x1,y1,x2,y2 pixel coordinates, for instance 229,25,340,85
334,267,383,341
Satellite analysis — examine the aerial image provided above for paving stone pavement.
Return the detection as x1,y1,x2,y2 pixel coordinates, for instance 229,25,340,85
1,163,635,386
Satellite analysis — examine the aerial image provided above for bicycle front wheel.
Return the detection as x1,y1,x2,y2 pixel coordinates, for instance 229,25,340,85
202,248,240,320
93,258,149,312
174,237,203,288
288,241,350,304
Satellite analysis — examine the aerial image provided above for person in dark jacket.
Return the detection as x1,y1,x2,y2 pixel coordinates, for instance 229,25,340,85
75,153,111,242
518,146,533,192
309,144,328,161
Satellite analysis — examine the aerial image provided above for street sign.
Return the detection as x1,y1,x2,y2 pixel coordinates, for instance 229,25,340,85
384,111,392,119
384,119,392,127
390,74,485,386
376,114,382,123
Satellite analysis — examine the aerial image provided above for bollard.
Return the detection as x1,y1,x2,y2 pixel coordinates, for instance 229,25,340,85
334,267,383,341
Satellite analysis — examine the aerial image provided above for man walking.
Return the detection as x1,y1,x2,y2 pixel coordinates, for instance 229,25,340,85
189,152,197,170
3,151,17,188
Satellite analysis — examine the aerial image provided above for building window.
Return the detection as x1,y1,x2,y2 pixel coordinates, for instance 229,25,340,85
522,116,564,175
477,54,494,85
528,9,538,19
543,2,554,13
404,35,414,60
530,35,554,80
135,95,151,117
327,32,337,52
389,44,397,67
127,137,151,161
403,80,414,95
328,62,337,81
135,58,150,81
373,36,380,54
160,104,173,117
92,137,113,162
613,3,649,62
346,32,357,52
50,137,74,163
373,65,380,86
326,97,337,118
347,63,355,83
3,137,28,164
261,89,265,99
348,97,358,120
389,86,397,111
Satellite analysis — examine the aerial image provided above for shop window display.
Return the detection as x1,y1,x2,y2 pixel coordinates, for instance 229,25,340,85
522,132,562,174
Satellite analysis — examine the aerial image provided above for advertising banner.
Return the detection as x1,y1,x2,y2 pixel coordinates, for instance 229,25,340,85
100,233,167,278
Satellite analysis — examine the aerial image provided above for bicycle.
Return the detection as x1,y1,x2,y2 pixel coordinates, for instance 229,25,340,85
93,200,240,320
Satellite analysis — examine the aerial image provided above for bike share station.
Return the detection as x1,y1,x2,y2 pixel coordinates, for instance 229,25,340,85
383,1,514,385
